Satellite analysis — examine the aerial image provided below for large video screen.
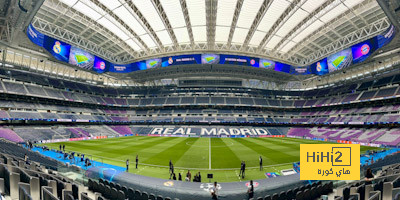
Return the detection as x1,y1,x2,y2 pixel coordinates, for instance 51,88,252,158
109,63,134,73
351,40,376,64
311,58,329,75
377,25,395,48
162,54,201,67
69,46,95,70
259,59,276,70
146,58,162,69
43,36,71,63
290,65,311,75
27,24,45,47
219,54,259,67
275,62,291,73
28,24,395,76
201,54,220,64
93,56,109,73
327,48,352,73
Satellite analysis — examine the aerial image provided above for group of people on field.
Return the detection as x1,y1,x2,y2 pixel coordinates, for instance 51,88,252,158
126,155,139,172
239,156,263,179
168,160,202,182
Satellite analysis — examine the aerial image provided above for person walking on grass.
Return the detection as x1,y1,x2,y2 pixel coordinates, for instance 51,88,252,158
136,155,138,169
259,156,263,171
126,159,129,172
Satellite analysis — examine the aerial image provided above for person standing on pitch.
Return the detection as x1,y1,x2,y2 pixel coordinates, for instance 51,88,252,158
259,156,263,171
239,161,244,178
169,160,172,173
169,164,175,179
242,161,246,178
126,159,129,172
135,155,138,169
186,170,192,182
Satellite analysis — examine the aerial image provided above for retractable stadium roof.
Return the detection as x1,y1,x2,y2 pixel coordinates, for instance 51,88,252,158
31,0,390,66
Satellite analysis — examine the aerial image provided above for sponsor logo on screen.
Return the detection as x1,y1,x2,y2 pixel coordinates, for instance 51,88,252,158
361,44,370,55
316,62,322,72
99,61,106,70
53,41,62,54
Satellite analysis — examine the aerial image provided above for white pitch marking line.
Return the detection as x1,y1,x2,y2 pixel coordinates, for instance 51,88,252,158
135,166,147,174
235,170,242,181
209,137,212,170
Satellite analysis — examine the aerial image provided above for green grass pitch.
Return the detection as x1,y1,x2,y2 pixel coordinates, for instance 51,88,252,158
41,136,381,182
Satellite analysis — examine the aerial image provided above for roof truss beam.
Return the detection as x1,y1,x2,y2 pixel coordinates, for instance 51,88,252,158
123,0,164,51
287,0,377,58
206,0,217,49
151,0,179,49
273,0,341,52
179,0,195,46
302,17,390,64
257,0,307,52
227,0,244,46
32,17,124,62
90,0,149,51
37,0,137,62
242,0,273,47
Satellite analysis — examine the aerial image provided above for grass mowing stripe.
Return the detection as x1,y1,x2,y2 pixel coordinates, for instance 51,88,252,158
235,138,299,164
211,138,241,169
114,137,189,161
224,138,267,168
46,136,157,151
98,137,179,156
253,137,302,150
54,137,176,158
174,137,209,169
145,137,199,167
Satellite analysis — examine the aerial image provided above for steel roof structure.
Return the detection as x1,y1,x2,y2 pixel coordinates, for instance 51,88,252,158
31,0,390,65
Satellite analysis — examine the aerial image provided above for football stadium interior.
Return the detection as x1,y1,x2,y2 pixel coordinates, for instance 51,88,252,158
0,0,400,199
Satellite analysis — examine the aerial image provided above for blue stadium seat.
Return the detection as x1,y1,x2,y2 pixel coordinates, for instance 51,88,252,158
156,195,163,200
149,193,156,200
134,190,141,199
